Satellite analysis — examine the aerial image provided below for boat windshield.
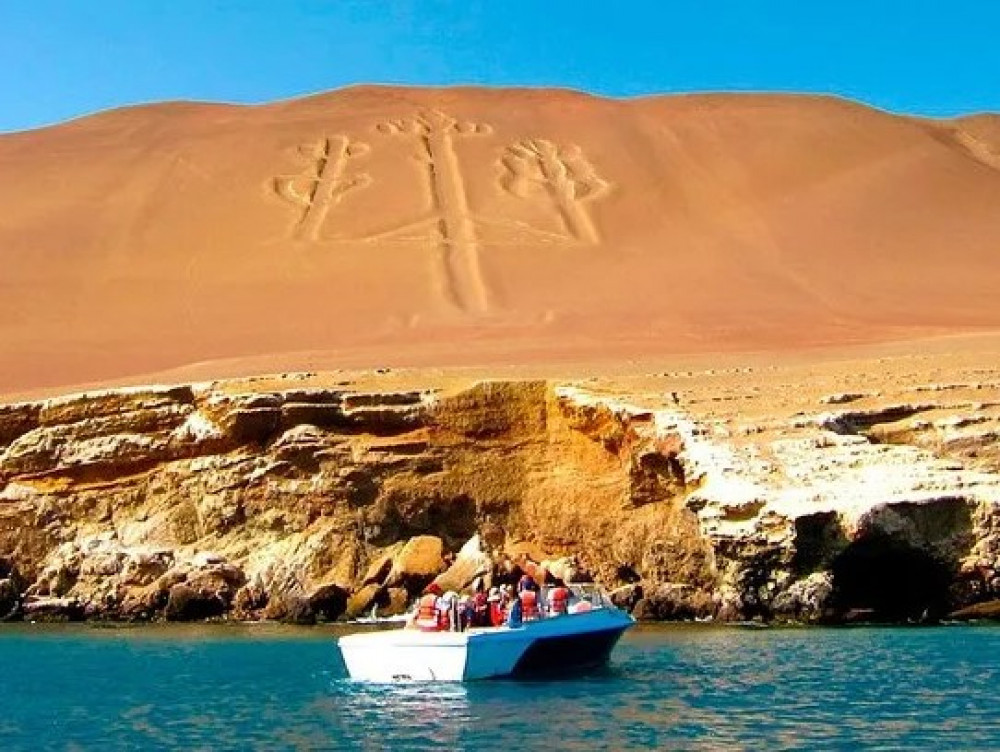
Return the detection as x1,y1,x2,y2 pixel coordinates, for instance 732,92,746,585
566,582,611,609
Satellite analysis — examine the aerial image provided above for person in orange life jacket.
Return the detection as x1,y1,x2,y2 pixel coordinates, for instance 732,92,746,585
413,582,444,631
548,579,571,616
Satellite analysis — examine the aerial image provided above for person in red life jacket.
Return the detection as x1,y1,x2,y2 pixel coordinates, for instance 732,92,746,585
472,586,489,628
547,579,571,616
413,582,443,631
519,587,541,621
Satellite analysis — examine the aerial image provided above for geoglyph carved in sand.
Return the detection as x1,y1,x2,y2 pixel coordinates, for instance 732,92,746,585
273,135,372,242
373,110,493,314
273,111,609,313
499,139,610,244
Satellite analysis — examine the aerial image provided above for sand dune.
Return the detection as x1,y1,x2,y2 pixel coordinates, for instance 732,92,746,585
1,86,999,394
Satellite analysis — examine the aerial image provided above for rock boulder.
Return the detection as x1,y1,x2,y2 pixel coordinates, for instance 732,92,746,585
632,583,714,621
433,535,491,593
164,584,225,621
386,536,445,592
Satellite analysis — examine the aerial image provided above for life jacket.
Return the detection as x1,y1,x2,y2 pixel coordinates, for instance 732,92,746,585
519,589,540,620
437,600,452,631
549,586,570,615
489,602,505,627
415,593,440,631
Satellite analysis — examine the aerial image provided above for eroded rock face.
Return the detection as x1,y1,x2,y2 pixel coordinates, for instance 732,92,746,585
433,535,491,593
1,374,999,623
386,536,445,591
0,557,23,620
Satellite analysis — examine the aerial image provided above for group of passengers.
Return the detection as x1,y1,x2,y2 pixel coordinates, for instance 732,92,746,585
409,572,592,632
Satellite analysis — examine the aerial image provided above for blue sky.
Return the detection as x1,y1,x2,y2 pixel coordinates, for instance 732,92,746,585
1,0,998,133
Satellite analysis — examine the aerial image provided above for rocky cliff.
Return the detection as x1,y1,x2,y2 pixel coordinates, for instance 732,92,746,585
3,354,1000,624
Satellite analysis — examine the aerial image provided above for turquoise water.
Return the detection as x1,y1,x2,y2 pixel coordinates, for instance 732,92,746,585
1,624,999,750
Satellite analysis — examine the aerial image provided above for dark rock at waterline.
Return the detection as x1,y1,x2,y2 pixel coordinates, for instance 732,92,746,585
770,572,834,623
632,583,714,621
164,584,225,621
231,583,268,619
307,583,349,622
185,564,246,608
0,558,23,620
0,581,21,621
263,593,316,625
829,533,956,623
22,596,85,622
609,583,643,612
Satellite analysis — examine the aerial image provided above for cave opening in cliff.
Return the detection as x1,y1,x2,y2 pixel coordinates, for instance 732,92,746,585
830,533,954,622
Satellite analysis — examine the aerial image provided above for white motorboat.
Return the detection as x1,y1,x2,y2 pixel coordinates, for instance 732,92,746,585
338,585,635,682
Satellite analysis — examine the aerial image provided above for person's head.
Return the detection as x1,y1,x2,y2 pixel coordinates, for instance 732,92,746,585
488,587,500,602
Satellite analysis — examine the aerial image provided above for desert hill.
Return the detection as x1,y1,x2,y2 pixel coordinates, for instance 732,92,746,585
2,86,1000,394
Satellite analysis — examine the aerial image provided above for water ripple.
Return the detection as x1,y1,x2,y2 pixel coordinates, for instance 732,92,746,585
0,624,999,750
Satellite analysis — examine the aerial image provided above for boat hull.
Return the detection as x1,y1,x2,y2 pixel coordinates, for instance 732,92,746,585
338,608,634,682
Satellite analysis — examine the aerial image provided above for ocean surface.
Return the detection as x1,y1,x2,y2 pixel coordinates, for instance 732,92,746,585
1,623,999,751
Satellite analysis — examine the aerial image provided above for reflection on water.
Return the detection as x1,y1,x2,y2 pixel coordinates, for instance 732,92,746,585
320,681,473,749
1,623,999,749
